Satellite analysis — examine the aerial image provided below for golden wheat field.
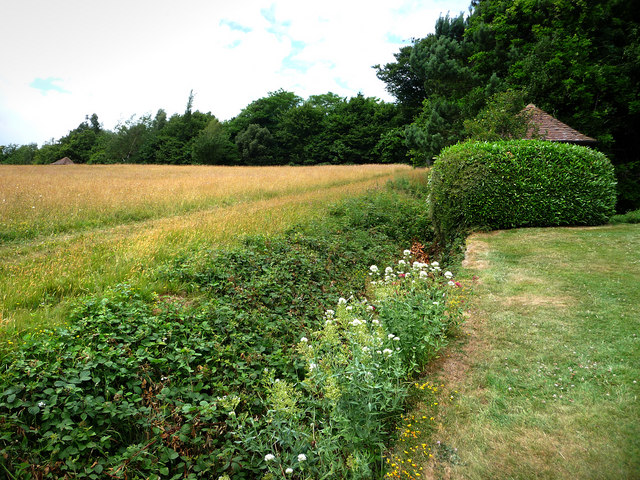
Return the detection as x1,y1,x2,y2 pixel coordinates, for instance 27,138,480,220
0,164,412,334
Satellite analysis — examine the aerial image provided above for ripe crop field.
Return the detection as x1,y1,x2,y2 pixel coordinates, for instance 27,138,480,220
0,164,412,334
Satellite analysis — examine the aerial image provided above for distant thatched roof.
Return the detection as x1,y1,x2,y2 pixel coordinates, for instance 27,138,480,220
52,157,74,165
524,104,597,145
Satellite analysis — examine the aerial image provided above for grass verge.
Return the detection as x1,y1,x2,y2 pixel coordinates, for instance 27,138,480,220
398,224,640,479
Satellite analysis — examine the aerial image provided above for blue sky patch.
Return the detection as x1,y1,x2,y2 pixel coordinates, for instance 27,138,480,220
220,19,251,33
386,33,410,44
30,77,69,94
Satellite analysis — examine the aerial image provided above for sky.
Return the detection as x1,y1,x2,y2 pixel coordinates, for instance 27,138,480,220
0,0,470,146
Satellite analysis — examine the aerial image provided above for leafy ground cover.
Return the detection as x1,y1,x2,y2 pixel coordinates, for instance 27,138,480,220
0,176,466,478
389,224,640,479
0,164,411,335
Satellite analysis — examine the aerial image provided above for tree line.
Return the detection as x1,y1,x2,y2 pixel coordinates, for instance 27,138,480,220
2,0,638,210
0,90,406,167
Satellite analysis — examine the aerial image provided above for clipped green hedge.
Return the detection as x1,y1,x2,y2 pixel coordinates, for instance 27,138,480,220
428,140,617,243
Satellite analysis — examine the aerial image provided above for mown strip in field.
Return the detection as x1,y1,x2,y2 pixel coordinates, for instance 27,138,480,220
0,165,414,335
0,164,409,244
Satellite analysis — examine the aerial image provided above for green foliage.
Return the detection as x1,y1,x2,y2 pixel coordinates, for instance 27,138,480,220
610,208,640,225
191,118,238,165
235,124,274,165
374,45,426,121
428,140,618,244
463,89,531,141
405,97,466,167
0,143,38,164
0,182,444,478
232,260,462,479
227,91,405,165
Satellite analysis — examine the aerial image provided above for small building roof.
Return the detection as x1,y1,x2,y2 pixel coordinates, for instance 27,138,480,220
52,157,74,165
524,104,596,145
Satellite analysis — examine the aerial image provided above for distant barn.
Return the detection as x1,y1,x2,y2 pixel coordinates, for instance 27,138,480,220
52,157,75,165
524,104,597,146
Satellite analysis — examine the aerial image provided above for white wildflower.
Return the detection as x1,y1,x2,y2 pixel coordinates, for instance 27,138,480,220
38,401,46,408
393,336,400,342
369,265,379,273
403,249,411,256
431,261,439,267
444,271,454,279
298,453,307,462
265,454,275,462
385,266,394,274
300,337,308,343
398,259,406,265
448,280,455,286
383,348,393,355
285,468,294,474
367,305,374,311
372,319,379,325
325,309,335,317
309,363,317,371
346,305,353,311
338,297,347,305
388,334,395,339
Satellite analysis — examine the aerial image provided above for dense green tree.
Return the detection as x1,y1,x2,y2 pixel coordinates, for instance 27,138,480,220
56,118,104,163
33,141,64,164
104,115,152,163
236,124,274,165
464,89,531,141
191,117,238,165
227,90,302,139
0,143,38,164
374,45,426,120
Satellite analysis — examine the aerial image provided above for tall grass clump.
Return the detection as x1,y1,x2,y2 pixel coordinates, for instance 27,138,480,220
0,179,463,479
428,140,617,244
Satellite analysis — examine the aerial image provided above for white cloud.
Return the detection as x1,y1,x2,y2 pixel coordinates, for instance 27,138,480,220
0,0,470,145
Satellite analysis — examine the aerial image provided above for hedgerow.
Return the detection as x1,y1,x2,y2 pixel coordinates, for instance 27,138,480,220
0,183,460,479
428,140,617,244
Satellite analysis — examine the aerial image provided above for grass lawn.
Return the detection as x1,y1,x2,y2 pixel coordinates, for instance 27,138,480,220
393,224,640,479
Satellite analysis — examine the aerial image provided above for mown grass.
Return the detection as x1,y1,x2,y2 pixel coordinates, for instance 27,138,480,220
402,224,640,479
0,164,414,336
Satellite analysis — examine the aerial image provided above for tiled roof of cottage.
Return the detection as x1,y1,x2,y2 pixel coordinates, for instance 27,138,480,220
524,104,597,145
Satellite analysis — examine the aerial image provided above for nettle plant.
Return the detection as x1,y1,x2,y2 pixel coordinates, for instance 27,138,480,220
234,250,464,479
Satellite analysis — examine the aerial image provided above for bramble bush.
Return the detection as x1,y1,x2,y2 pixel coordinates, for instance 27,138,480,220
0,182,461,479
428,140,617,244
